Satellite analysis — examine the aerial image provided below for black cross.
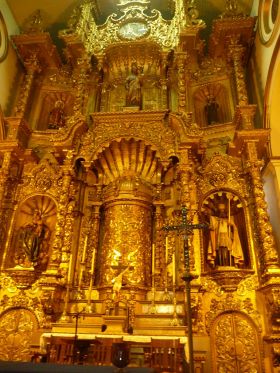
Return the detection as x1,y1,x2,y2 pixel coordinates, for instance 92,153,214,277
162,205,208,373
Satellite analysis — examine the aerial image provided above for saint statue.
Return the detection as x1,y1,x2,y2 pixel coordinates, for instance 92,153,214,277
207,203,244,268
48,100,65,129
125,63,142,107
16,210,50,268
204,95,219,125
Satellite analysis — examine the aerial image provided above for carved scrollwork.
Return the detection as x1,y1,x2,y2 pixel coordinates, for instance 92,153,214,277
17,157,62,201
80,111,176,162
205,293,261,334
197,153,245,195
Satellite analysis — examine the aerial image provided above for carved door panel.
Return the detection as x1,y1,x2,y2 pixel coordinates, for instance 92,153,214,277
0,308,38,361
212,312,261,373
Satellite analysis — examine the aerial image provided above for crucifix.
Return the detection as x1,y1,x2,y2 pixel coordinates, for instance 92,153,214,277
162,205,208,373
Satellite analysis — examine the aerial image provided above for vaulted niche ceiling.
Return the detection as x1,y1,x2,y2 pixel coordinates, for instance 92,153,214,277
92,138,162,185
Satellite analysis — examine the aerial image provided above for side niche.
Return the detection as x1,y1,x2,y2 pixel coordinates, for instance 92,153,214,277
193,83,232,126
37,92,74,131
201,191,254,289
5,195,57,287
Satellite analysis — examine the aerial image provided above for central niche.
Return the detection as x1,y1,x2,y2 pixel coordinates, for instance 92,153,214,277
92,138,162,288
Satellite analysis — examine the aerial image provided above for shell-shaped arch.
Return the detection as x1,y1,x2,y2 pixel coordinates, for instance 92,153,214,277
91,138,164,185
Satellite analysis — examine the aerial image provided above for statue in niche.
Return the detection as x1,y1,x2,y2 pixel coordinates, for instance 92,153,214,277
15,209,50,268
204,94,219,125
48,100,65,129
206,203,244,268
125,63,143,107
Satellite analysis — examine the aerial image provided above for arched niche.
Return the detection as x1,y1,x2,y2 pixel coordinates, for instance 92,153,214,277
193,83,232,126
37,91,74,131
7,195,57,271
210,311,262,372
201,191,251,270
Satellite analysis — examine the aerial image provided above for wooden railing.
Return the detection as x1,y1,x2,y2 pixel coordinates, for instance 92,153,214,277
39,337,206,372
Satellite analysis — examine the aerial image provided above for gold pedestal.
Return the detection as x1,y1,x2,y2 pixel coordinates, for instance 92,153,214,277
102,315,127,334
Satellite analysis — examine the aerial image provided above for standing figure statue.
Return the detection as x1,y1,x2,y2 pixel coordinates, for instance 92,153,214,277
125,63,143,107
204,94,219,125
207,203,244,268
16,210,50,268
112,267,129,300
48,100,66,129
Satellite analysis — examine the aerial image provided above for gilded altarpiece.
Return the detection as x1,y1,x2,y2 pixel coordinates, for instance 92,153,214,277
0,0,279,371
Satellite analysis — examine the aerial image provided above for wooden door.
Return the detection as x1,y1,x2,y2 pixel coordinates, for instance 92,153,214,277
211,312,262,373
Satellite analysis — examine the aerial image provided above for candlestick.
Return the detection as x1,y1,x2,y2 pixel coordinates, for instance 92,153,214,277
152,244,155,275
81,235,88,263
67,253,72,284
91,247,96,273
165,237,168,264
172,252,176,286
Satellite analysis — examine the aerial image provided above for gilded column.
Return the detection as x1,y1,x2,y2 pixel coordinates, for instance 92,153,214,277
160,79,168,110
244,141,279,275
176,53,188,112
179,148,192,208
178,148,196,271
99,179,153,288
0,152,12,209
49,151,74,277
229,39,248,106
154,203,164,287
83,204,101,286
229,39,257,130
14,54,41,117
73,56,91,113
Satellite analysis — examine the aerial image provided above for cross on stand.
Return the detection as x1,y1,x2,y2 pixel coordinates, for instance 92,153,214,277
162,205,208,373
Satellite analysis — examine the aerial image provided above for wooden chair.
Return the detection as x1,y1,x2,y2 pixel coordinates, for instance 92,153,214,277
47,337,75,364
88,337,123,366
149,339,183,372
